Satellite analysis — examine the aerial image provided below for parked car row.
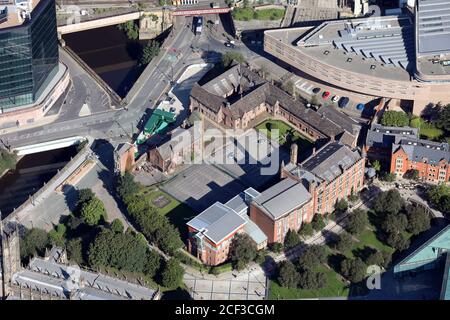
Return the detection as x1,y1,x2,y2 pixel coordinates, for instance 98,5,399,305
311,87,365,110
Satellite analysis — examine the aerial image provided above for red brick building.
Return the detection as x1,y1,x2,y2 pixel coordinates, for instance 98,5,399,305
186,188,267,266
390,138,450,183
249,177,314,244
283,142,366,216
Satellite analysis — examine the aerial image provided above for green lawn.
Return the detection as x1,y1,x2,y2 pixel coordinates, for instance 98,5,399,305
255,119,314,159
268,264,349,299
139,186,196,241
232,8,285,21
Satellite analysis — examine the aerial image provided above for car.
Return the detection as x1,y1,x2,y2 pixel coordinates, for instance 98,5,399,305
338,97,350,108
356,103,365,110
331,95,340,103
312,87,321,94
224,42,235,48
169,107,176,113
322,91,331,99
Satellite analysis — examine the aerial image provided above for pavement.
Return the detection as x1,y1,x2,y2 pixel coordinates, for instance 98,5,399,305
184,264,266,300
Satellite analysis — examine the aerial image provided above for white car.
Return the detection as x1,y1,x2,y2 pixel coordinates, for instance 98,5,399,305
332,95,340,103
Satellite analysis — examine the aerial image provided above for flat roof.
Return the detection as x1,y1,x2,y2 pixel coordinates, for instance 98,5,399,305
417,0,450,56
265,22,413,82
0,0,43,29
253,177,311,220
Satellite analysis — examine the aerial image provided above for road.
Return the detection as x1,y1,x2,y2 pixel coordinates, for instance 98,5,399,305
0,14,252,149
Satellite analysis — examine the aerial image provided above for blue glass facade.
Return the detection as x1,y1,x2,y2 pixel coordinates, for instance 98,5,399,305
0,0,58,111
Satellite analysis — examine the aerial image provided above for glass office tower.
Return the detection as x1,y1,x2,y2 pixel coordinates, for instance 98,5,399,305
0,0,59,111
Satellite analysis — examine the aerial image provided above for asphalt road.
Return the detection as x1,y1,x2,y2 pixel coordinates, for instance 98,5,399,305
1,15,249,149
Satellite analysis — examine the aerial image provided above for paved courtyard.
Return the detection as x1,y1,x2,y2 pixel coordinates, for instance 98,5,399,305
184,266,266,300
161,164,247,212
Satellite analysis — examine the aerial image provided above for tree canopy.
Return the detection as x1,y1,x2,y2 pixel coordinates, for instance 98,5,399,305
437,104,450,132
221,51,245,68
373,189,404,216
345,209,368,235
229,233,257,271
79,197,107,226
140,40,160,66
110,219,125,233
405,204,431,235
311,214,326,231
334,231,353,253
284,229,301,251
161,259,184,288
381,110,410,127
340,257,367,283
116,172,140,201
20,228,50,260
277,260,298,288
0,148,17,174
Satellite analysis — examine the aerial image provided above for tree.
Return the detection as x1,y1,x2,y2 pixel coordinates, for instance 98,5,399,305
403,169,420,181
20,228,50,260
381,110,410,127
117,21,139,40
67,238,84,264
439,195,450,217
0,148,17,174
406,204,431,235
116,172,140,200
311,214,326,231
373,189,404,216
379,172,396,182
277,260,299,288
436,103,450,132
298,223,314,238
49,224,67,247
77,188,95,208
154,221,184,255
335,199,349,214
110,219,124,233
381,213,408,235
230,233,257,270
340,258,367,283
270,242,283,253
161,259,184,288
381,251,392,269
345,209,368,235
372,160,381,173
427,184,450,215
335,232,353,253
282,80,295,97
308,245,328,264
284,229,301,251
80,197,107,226
298,270,327,290
364,249,384,267
221,51,245,68
144,250,161,278
297,245,327,271
386,232,410,251
140,40,160,66
88,229,149,274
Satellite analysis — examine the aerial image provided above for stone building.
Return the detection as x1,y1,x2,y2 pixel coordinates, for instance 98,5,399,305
189,64,360,148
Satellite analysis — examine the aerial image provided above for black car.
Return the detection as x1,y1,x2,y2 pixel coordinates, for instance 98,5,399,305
312,87,321,94
338,96,350,108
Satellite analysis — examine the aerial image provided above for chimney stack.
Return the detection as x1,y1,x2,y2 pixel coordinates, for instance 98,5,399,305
290,143,298,164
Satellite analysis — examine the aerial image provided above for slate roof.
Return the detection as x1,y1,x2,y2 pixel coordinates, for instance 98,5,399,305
253,177,311,220
366,123,419,149
393,137,450,165
301,142,362,183
11,255,158,300
155,125,201,160
190,64,357,143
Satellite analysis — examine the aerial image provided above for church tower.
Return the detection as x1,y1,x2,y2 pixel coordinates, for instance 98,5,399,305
0,216,21,299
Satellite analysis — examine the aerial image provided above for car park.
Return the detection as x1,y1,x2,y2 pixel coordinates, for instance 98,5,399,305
322,91,331,99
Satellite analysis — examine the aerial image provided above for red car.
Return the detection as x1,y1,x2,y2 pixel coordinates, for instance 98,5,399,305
322,91,331,99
